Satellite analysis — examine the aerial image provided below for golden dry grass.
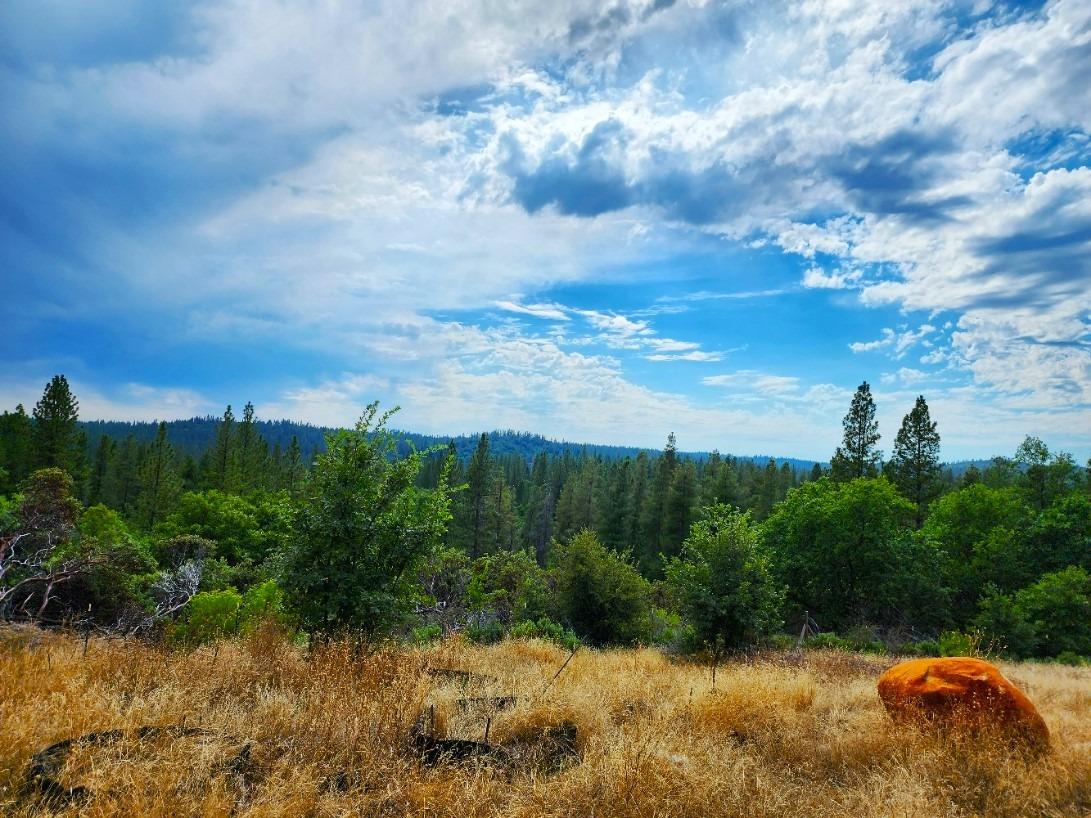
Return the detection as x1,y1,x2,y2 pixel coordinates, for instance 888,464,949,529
2,624,1089,817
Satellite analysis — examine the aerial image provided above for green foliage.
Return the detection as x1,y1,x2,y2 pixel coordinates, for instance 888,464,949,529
888,395,941,526
804,631,886,654
135,421,182,530
171,580,289,646
0,405,34,494
157,490,291,565
1013,566,1091,657
412,623,443,644
973,586,1037,658
31,375,81,475
830,381,881,481
552,529,651,646
920,483,1032,621
173,588,243,645
936,629,986,657
664,506,783,656
764,477,946,632
466,549,549,625
280,403,451,637
78,504,131,544
19,468,81,544
509,617,580,651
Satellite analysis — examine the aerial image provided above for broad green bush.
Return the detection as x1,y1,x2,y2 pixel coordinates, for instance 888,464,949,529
552,529,651,646
509,617,580,651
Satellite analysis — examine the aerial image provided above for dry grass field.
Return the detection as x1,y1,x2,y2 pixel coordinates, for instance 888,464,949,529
2,625,1089,818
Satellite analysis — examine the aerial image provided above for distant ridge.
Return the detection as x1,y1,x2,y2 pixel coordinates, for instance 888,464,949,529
79,417,825,470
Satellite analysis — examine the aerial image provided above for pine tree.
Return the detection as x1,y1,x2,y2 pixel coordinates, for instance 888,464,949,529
463,433,492,557
284,436,306,497
136,422,182,529
660,460,697,565
809,462,824,482
88,435,114,505
639,433,678,567
598,458,634,551
889,395,941,527
208,405,238,491
32,375,81,474
0,404,34,493
236,402,268,492
103,435,141,515
519,452,555,565
830,381,881,480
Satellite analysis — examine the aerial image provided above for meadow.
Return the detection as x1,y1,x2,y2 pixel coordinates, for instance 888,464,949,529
2,626,1089,818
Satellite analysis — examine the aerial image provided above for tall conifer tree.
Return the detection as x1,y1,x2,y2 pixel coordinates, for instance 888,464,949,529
137,422,182,529
32,375,81,474
830,381,881,480
889,395,941,527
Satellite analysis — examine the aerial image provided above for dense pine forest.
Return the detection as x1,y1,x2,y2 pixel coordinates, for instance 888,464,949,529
1,375,1088,661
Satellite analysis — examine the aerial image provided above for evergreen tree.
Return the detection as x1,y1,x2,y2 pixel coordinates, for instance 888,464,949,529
208,405,238,491
520,452,555,566
31,375,81,474
597,458,634,551
462,433,492,557
660,460,697,564
236,402,268,492
889,395,941,527
284,435,306,497
103,435,141,515
830,381,881,480
136,422,183,529
809,462,824,482
88,435,115,506
638,433,678,568
0,404,34,493
754,458,779,519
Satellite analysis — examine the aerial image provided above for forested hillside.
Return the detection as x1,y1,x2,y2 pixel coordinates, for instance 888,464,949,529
1,375,1089,662
79,417,821,471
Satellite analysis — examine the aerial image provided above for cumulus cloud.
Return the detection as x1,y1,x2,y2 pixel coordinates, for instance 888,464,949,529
3,0,1090,459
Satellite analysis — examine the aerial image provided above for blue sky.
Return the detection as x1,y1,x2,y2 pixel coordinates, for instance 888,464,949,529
1,0,1089,461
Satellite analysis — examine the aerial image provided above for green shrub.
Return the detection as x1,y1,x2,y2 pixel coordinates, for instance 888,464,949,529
910,639,941,656
803,631,886,654
411,624,443,644
173,589,243,646
937,629,986,656
1052,651,1089,667
552,530,651,646
509,617,580,651
1013,566,1091,657
664,506,783,658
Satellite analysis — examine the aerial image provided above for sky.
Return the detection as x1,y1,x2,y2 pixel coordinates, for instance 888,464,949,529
1,0,1089,462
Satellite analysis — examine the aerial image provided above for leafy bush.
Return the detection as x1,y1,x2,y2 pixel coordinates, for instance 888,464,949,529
411,623,443,644
909,639,941,657
973,586,1037,658
665,506,783,657
803,631,886,654
173,588,243,646
280,404,452,637
937,629,986,657
509,617,580,651
171,580,289,646
1013,566,1091,657
466,549,549,626
552,529,651,646
1053,651,1089,667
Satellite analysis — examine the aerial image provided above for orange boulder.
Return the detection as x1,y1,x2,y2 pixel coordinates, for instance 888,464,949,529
877,657,1049,746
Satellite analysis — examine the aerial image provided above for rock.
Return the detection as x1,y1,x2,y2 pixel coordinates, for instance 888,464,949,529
877,657,1049,746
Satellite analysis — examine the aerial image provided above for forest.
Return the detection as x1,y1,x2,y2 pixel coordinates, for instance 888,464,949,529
1,374,1089,662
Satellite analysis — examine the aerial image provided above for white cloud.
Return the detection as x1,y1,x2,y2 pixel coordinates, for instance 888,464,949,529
494,300,571,321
